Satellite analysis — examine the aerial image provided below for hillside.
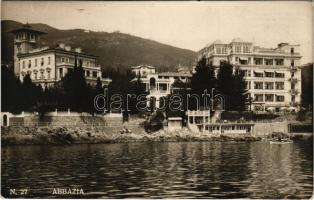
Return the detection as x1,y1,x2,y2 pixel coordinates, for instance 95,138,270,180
1,20,196,71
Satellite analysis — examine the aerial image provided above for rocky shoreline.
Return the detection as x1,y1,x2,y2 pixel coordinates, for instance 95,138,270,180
1,126,264,145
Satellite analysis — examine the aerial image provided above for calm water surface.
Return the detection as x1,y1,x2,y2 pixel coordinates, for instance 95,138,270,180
1,141,313,198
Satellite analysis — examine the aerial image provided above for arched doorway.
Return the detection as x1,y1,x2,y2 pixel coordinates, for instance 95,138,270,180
3,114,8,126
149,77,156,91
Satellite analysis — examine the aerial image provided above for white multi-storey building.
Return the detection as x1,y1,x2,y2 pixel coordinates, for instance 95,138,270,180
197,38,302,112
131,65,192,109
10,24,111,88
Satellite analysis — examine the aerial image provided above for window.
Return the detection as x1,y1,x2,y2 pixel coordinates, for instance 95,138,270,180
291,60,294,66
265,59,273,65
235,45,241,53
59,68,63,78
275,72,285,78
35,59,37,67
241,70,251,77
48,57,51,65
40,71,44,79
235,57,239,62
265,72,274,78
254,94,263,102
291,48,294,54
291,95,295,103
67,58,70,63
254,82,263,89
243,45,250,53
86,71,90,77
41,58,44,66
265,82,274,90
22,61,25,69
86,61,90,66
245,81,251,89
265,94,274,102
222,47,227,54
275,82,284,90
254,58,263,65
276,95,284,102
254,72,263,77
275,59,284,66
34,73,38,80
28,60,31,68
92,71,98,78
61,57,65,63
47,71,51,79
239,58,248,65
216,47,222,54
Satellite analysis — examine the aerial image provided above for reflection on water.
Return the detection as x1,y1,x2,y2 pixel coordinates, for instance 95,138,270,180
1,141,313,198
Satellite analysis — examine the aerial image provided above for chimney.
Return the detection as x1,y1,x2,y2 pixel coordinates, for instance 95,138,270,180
65,46,71,51
75,48,82,53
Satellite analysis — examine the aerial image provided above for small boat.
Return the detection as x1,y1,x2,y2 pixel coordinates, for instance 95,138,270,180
269,132,293,144
269,138,293,144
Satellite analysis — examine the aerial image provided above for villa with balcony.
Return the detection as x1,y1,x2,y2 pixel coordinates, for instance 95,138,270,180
130,65,192,109
10,24,111,88
197,38,302,112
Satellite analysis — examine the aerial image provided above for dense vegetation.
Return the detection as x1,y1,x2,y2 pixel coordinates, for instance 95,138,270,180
1,62,147,116
301,63,313,110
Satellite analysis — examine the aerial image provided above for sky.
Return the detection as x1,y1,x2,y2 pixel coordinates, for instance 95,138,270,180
2,1,313,64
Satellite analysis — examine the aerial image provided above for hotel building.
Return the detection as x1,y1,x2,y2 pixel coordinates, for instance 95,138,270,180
10,24,111,88
197,38,302,112
131,64,192,108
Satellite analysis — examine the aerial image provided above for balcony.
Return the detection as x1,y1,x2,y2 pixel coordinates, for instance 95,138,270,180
290,89,299,95
149,89,168,94
290,66,297,72
289,78,298,83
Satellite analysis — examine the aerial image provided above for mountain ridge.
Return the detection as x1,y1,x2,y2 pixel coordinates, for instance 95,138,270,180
1,20,196,72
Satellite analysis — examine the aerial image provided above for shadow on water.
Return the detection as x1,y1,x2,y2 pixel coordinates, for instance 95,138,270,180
1,141,313,198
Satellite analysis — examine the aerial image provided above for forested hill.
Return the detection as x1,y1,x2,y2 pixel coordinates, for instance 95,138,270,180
2,20,197,72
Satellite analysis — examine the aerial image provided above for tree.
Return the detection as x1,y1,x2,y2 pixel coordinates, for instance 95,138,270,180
301,63,313,110
217,61,234,110
21,74,41,111
128,75,147,114
62,56,90,112
190,57,216,109
232,67,247,112
1,65,23,113
95,77,103,94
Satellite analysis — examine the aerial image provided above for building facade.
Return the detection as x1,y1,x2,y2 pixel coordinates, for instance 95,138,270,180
10,24,111,88
197,38,302,112
131,65,192,109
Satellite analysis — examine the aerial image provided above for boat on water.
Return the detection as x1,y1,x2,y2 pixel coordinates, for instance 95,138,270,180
269,138,293,144
269,132,293,144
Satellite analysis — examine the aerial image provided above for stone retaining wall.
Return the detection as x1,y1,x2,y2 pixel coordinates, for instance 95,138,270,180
254,121,289,136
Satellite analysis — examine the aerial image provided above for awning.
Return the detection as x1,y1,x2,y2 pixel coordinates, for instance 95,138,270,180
239,57,248,61
264,70,274,73
266,107,275,111
254,70,264,73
